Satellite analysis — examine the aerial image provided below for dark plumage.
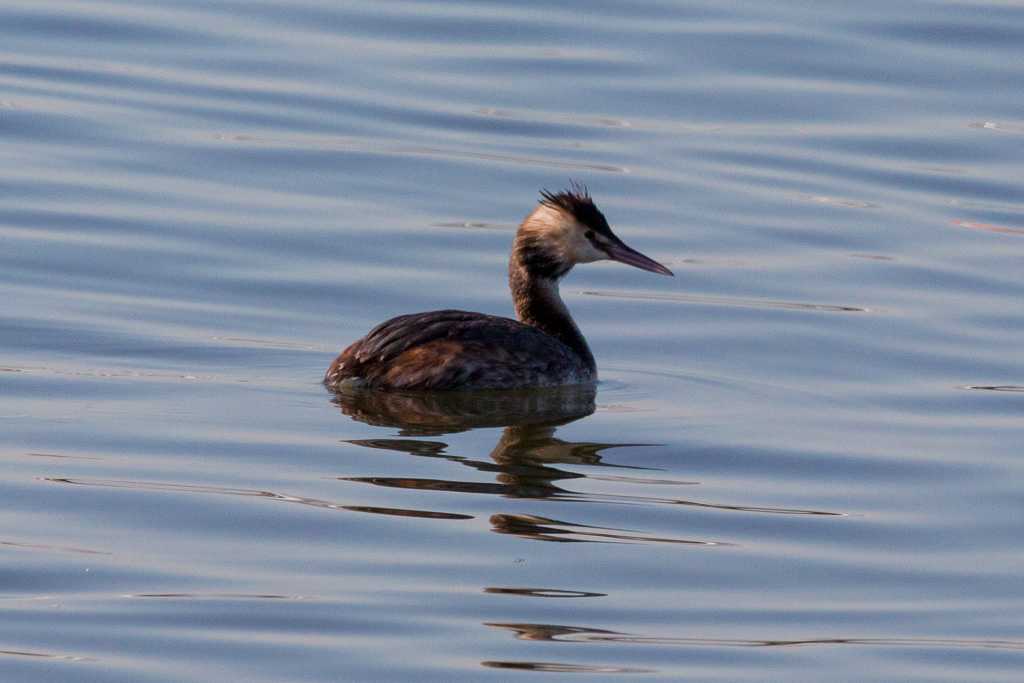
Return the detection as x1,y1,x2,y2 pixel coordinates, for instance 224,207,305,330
325,187,672,392
325,310,588,390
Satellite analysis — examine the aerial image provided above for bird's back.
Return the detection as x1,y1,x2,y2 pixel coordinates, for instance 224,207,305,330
324,310,594,391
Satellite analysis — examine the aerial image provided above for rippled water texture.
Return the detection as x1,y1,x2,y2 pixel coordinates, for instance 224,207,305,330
2,1,1023,680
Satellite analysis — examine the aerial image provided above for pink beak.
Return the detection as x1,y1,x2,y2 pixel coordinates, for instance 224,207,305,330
605,239,674,276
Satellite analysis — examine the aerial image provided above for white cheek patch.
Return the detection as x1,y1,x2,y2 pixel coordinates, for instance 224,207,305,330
571,233,608,263
522,205,609,265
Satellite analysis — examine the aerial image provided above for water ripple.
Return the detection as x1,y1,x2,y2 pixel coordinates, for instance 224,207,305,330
489,513,726,546
951,219,1024,237
486,623,1024,651
481,661,653,674
962,385,1024,393
41,477,471,521
0,539,110,556
580,290,869,313
207,132,629,173
484,587,606,599
0,648,94,663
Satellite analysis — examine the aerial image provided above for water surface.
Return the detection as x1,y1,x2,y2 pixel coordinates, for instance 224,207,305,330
2,1,1023,680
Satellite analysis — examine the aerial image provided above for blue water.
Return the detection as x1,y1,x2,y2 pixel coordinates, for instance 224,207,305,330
2,1,1023,680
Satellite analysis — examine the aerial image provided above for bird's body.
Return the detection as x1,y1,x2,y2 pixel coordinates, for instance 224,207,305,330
325,187,671,392
325,309,592,390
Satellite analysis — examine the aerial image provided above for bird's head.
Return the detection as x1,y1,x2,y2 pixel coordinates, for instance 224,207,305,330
513,185,673,280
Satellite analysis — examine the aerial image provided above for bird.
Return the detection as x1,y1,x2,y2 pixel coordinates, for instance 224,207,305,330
324,186,673,391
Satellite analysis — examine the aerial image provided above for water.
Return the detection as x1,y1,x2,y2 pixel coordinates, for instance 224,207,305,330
2,0,1023,680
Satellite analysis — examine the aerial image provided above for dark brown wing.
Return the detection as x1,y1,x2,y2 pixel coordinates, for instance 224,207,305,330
325,310,591,390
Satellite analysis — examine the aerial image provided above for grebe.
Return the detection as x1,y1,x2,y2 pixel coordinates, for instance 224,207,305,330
324,187,672,391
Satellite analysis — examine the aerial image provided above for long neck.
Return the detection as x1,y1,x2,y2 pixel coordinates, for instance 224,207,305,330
509,250,595,372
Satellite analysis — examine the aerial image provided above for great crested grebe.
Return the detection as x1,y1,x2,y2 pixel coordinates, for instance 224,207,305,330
324,186,672,391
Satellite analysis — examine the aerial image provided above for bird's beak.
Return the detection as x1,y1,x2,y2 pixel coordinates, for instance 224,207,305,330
605,238,674,276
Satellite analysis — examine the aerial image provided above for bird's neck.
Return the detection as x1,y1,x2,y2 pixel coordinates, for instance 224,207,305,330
509,256,595,372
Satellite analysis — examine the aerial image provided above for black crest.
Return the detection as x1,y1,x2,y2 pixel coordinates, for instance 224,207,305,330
539,183,613,236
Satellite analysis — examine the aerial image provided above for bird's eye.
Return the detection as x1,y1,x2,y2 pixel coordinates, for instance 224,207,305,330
585,230,595,239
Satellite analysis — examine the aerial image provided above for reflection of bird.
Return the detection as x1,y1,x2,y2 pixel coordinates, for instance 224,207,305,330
332,389,725,545
325,186,672,391
335,385,645,501
332,383,597,436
